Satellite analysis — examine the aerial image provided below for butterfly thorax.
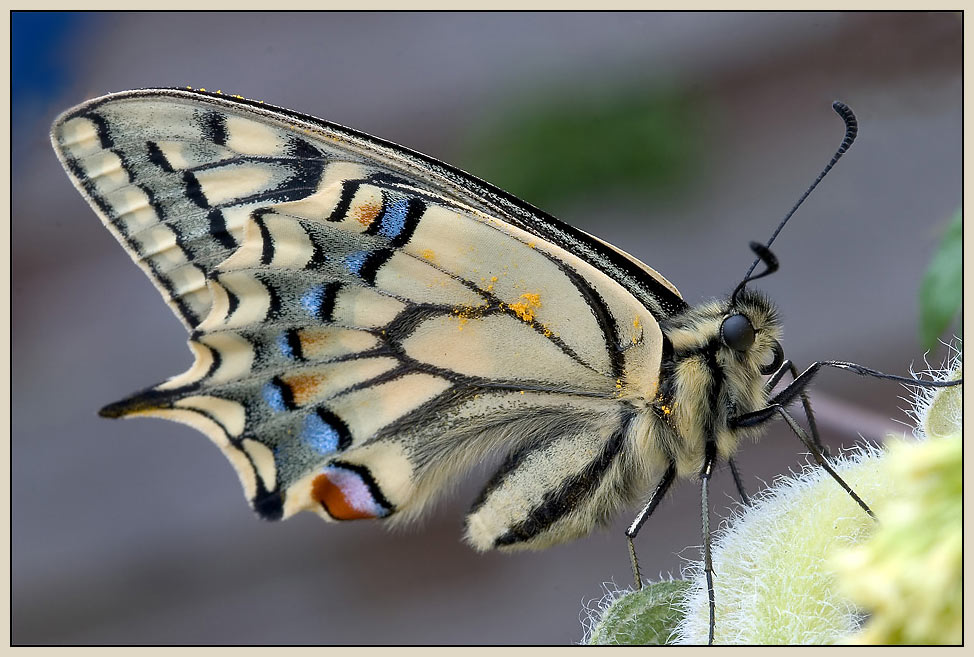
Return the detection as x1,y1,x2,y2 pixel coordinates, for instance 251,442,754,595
646,290,782,478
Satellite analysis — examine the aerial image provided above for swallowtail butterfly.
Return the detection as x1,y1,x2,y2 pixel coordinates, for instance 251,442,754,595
51,89,959,643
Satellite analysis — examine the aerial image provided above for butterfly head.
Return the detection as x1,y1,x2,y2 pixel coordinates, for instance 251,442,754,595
722,241,785,378
661,288,782,381
718,288,784,377
654,242,784,467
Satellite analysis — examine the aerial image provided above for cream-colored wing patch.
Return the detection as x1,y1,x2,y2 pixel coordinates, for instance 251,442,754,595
402,313,606,389
404,205,612,374
332,286,404,329
327,373,452,446
225,114,288,156
373,253,484,307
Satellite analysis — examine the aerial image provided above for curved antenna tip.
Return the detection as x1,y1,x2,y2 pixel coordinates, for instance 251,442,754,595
739,100,860,283
831,101,858,154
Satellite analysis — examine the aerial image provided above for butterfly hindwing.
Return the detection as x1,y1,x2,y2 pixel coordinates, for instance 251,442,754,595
52,88,680,548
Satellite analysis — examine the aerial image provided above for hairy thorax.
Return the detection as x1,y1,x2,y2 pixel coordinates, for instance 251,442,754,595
630,290,783,480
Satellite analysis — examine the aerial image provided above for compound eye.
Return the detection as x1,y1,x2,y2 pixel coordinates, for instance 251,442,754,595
720,314,755,352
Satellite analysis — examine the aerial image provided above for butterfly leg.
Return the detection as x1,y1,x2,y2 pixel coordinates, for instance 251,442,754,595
701,446,717,645
741,360,961,430
774,404,875,519
743,403,875,520
765,359,828,458
625,462,676,590
726,457,750,506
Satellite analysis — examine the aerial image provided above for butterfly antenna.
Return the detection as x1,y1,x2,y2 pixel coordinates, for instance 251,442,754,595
742,101,858,282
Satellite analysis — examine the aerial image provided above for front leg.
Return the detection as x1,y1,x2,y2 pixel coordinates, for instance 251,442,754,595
735,360,962,429
700,441,717,645
765,359,827,457
625,462,676,590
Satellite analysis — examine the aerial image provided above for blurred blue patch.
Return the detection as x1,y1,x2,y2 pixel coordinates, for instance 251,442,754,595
12,12,91,104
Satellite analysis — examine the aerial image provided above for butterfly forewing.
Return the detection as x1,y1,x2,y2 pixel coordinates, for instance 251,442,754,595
52,88,678,550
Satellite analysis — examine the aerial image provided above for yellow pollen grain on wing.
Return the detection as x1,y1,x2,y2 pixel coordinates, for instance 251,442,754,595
421,248,436,261
528,241,536,249
508,292,542,323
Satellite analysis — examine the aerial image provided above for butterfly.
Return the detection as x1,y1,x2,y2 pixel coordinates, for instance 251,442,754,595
51,89,959,643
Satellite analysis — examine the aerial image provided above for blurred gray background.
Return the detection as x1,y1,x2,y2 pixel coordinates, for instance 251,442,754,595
12,12,961,645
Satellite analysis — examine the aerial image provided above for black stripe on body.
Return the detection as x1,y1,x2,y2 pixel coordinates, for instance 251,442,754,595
701,344,724,471
489,417,630,547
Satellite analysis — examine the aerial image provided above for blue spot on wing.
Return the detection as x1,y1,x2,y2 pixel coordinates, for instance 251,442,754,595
277,332,295,359
301,285,326,316
262,381,288,412
377,198,409,241
302,413,341,454
345,250,369,276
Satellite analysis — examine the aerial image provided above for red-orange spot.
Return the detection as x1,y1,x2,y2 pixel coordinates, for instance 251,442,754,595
311,473,377,520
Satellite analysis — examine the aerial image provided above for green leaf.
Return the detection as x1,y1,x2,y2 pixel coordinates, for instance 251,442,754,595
919,211,962,348
460,88,700,209
586,579,690,645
